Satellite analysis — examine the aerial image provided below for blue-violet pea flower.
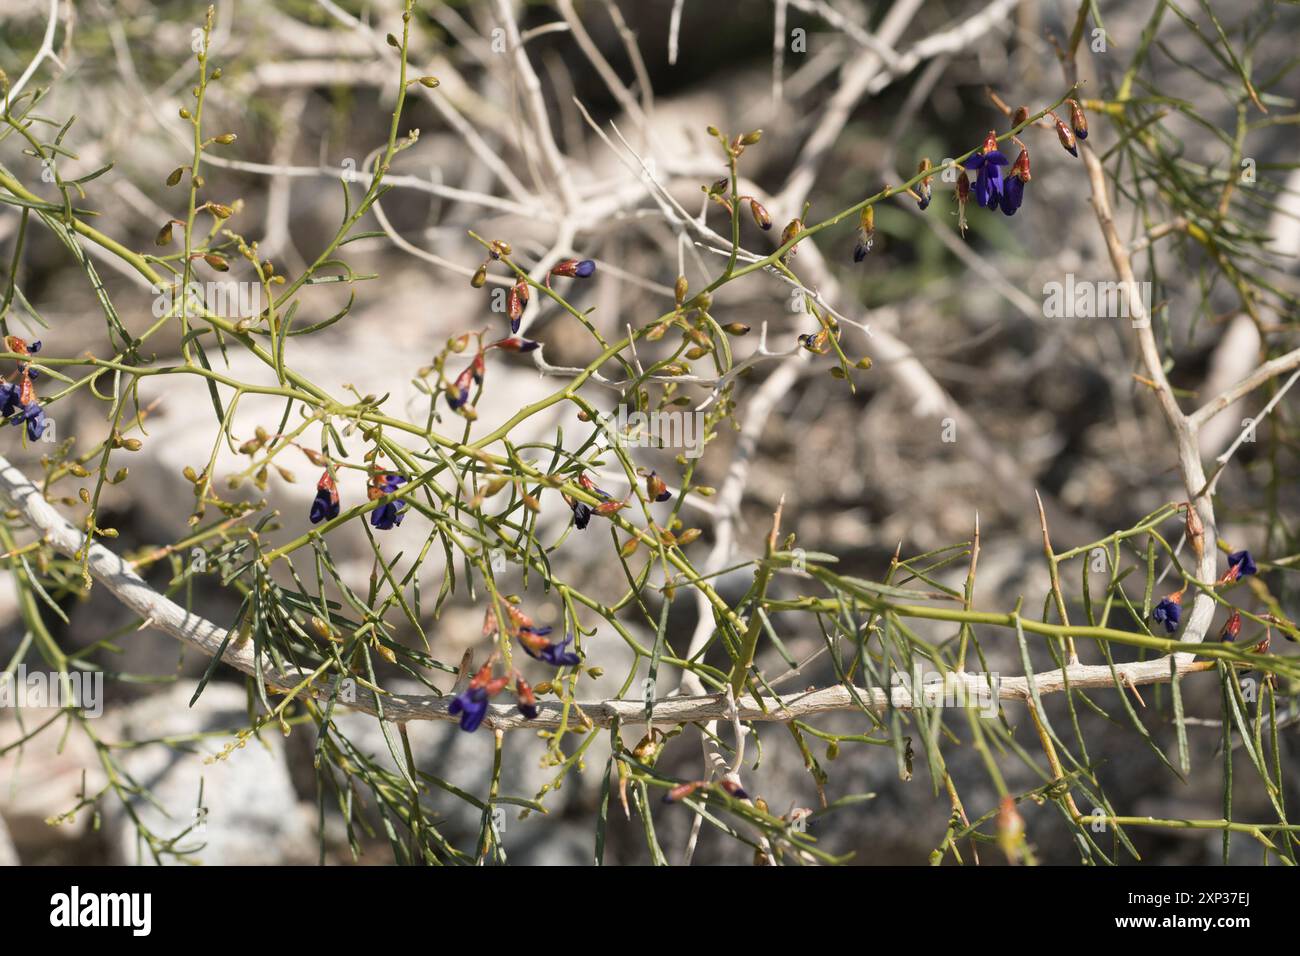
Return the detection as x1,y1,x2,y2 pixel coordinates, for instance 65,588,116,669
18,402,46,441
449,686,489,732
962,131,1010,210
519,630,581,667
1152,593,1182,634
1227,549,1257,579
310,470,340,524
368,473,408,530
1217,549,1258,584
999,148,1031,216
449,663,509,733
0,381,21,419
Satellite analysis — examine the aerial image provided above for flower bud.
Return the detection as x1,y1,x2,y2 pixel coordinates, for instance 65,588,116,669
1068,99,1088,140
997,795,1026,864
915,158,933,210
780,218,803,259
1054,117,1077,157
853,206,875,263
507,277,529,332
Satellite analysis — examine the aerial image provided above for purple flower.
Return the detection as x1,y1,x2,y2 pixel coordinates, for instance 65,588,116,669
448,686,489,732
1227,550,1257,578
18,403,46,441
0,382,20,418
310,490,338,523
570,500,592,530
519,631,580,667
370,501,404,530
1152,597,1181,634
963,149,1009,210
310,472,340,524
999,175,1024,216
368,473,407,530
574,259,596,278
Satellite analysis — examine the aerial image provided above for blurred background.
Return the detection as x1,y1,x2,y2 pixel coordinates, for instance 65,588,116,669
0,0,1297,865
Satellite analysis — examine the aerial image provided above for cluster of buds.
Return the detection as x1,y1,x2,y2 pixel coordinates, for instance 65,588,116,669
1051,99,1088,157
1045,97,1086,157
470,238,513,289
727,128,763,158
700,175,772,232
470,239,597,334
1,336,48,441
434,331,541,421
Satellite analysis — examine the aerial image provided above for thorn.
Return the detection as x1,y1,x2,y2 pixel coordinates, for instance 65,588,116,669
1034,490,1053,553
453,648,473,693
766,495,785,552
1123,673,1147,708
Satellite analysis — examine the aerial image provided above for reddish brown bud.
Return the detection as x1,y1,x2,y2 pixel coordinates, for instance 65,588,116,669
1068,99,1088,140
1054,118,1078,157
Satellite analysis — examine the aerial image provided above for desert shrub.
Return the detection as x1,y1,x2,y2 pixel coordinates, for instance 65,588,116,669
0,0,1297,865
